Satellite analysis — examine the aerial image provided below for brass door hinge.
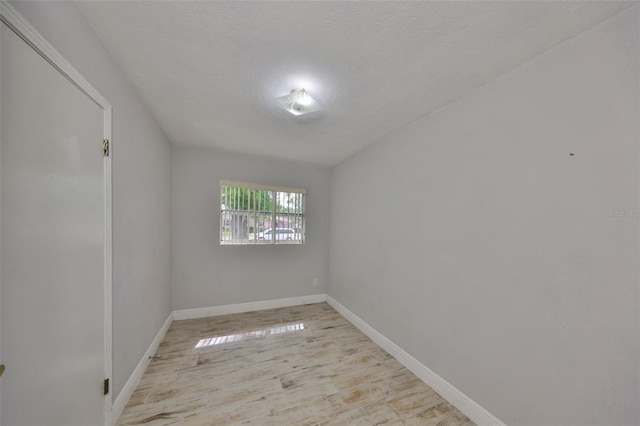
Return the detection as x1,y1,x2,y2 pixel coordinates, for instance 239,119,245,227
103,139,110,157
103,378,109,395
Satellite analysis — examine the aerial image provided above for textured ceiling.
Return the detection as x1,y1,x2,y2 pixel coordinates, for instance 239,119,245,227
76,1,634,166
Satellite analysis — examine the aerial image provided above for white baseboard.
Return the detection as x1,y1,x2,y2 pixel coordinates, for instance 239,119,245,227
326,296,505,426
172,294,327,320
111,313,173,425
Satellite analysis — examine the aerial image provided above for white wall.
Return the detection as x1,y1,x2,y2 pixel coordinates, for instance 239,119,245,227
9,2,173,400
172,146,330,310
330,7,639,425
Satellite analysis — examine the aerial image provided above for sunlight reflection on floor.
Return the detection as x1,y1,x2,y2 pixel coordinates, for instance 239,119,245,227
194,323,304,348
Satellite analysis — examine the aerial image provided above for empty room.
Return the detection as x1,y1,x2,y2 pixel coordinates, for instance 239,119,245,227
1,1,639,425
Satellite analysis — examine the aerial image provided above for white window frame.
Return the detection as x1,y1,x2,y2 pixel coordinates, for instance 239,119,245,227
219,180,306,245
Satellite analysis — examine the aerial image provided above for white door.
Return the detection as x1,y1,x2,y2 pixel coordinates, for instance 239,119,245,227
1,17,109,426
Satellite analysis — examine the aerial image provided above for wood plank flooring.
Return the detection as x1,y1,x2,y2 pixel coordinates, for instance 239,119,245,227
117,303,474,425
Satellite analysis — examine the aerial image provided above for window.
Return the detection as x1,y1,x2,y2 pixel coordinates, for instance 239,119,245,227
219,180,306,245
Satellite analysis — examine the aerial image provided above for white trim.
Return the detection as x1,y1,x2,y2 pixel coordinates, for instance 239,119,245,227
103,107,113,426
112,313,173,425
173,294,327,321
0,3,114,425
219,179,307,195
326,296,506,426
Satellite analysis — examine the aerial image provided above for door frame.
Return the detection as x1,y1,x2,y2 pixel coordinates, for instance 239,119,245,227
0,3,113,425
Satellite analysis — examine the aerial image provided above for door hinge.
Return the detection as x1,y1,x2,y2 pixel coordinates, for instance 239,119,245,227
103,139,110,157
103,378,109,395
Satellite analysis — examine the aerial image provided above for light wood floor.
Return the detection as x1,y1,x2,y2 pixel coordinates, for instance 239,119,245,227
117,303,474,425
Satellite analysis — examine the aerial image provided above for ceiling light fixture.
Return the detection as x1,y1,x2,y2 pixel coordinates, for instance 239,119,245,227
274,88,321,116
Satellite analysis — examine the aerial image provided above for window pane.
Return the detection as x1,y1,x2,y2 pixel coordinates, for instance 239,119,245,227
220,183,304,245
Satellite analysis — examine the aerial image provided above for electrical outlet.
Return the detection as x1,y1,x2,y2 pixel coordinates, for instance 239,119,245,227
313,278,319,286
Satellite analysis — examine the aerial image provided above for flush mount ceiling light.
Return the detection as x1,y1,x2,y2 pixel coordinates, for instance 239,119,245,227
274,88,321,116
